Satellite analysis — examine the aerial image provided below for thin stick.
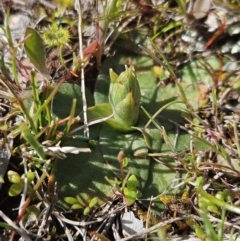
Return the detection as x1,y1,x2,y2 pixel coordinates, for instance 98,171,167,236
18,158,28,230
75,0,89,137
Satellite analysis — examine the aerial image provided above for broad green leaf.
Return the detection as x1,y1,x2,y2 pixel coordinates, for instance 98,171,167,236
24,28,49,78
134,127,162,152
52,83,94,119
179,56,226,109
99,125,150,188
49,139,116,208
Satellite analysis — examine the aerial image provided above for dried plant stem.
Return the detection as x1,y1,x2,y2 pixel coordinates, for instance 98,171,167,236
15,160,51,224
18,158,28,223
69,114,113,135
75,0,89,137
0,211,33,241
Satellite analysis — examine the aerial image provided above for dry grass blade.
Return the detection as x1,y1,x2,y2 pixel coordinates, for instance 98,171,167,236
0,211,33,241
74,0,89,137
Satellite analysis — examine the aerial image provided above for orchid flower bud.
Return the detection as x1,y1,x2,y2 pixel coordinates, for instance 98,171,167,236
109,65,141,128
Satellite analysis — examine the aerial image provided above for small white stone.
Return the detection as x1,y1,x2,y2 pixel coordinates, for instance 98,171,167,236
121,211,145,237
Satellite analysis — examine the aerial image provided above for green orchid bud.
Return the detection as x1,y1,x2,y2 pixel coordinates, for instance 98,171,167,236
109,65,141,128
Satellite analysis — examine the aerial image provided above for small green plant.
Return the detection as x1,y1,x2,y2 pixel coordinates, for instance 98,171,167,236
42,22,70,48
194,177,240,241
105,173,142,206
64,196,98,215
42,21,70,69
198,189,232,216
105,150,142,206
7,170,35,197
123,173,142,206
